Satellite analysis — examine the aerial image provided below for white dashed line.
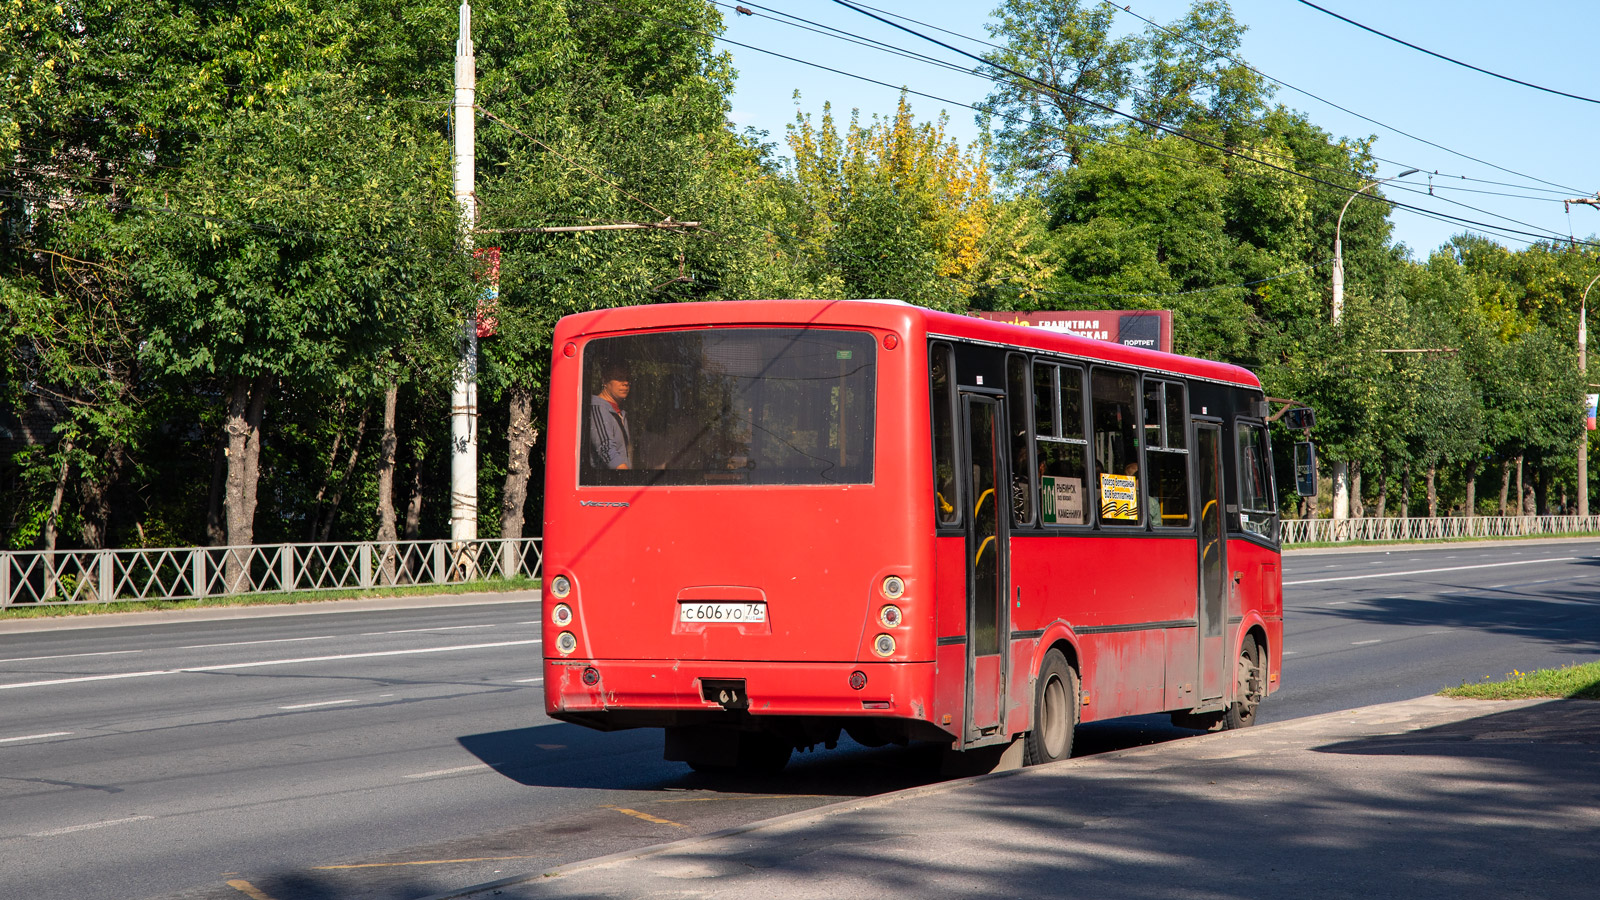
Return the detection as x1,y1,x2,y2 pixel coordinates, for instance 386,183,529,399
1285,557,1579,585
1352,640,1382,645
279,699,358,710
180,636,338,650
404,764,494,779
514,677,543,683
0,650,143,663
0,731,72,744
29,815,153,838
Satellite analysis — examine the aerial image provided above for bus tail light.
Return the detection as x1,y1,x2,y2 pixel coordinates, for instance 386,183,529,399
849,670,867,690
551,603,573,626
881,576,905,599
582,666,600,685
550,575,572,599
872,634,896,657
556,632,578,655
879,605,903,628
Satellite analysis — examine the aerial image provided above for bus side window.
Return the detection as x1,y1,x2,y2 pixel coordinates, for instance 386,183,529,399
1143,381,1191,528
1091,368,1140,525
1236,420,1278,541
1006,354,1034,527
931,343,960,525
1036,363,1089,526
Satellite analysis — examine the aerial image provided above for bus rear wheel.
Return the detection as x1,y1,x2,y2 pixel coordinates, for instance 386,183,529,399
1023,650,1078,765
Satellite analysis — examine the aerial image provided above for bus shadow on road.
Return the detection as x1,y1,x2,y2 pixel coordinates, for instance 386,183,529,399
456,715,1202,795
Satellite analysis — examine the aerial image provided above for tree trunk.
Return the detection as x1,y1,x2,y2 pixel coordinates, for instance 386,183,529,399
1400,465,1411,520
1533,465,1549,516
1499,459,1512,516
1374,465,1388,519
500,385,537,542
375,378,400,584
206,432,228,545
317,404,370,542
42,439,72,600
403,450,426,540
1515,455,1525,517
1464,459,1478,517
1350,463,1364,518
77,444,125,603
223,374,271,591
1426,464,1438,518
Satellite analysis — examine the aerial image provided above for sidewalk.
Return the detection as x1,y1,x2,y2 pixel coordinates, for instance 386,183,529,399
438,695,1600,900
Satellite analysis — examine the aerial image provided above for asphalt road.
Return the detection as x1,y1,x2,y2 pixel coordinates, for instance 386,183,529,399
2,539,1597,900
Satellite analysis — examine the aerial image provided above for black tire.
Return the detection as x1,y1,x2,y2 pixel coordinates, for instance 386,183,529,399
1221,636,1263,731
1023,649,1078,765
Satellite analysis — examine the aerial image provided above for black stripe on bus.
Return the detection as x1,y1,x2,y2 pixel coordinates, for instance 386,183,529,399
937,635,968,646
1010,629,1046,641
1076,619,1198,635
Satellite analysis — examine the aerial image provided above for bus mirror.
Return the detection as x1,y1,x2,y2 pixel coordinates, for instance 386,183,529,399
1283,407,1315,430
1294,442,1318,496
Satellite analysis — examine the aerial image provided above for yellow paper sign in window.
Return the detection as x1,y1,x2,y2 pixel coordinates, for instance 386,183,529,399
1099,473,1139,521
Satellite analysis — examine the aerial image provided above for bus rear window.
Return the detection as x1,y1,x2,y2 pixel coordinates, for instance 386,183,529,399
581,328,876,486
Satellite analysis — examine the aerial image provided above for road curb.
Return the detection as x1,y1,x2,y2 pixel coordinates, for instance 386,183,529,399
0,590,537,634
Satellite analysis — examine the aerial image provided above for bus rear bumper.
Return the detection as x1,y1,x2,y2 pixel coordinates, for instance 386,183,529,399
545,658,937,724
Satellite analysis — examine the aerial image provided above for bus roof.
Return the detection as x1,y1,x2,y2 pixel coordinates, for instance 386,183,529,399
554,299,1262,390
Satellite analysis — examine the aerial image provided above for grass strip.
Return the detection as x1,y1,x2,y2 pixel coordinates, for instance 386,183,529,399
1440,661,1600,701
0,577,539,620
1288,529,1600,549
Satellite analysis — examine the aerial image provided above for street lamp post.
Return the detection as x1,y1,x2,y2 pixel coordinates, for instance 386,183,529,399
1579,273,1600,517
1329,168,1419,526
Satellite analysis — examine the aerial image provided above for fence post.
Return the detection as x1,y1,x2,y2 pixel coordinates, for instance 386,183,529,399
359,543,373,589
432,542,446,585
99,551,113,602
193,549,206,598
281,545,294,592
1,553,10,609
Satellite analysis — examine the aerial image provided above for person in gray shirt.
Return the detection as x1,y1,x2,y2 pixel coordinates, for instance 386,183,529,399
588,363,633,470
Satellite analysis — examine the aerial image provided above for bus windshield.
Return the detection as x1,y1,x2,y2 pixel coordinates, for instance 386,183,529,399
580,327,876,486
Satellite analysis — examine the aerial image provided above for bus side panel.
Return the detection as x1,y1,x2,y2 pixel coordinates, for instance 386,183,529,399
1010,533,1198,723
1227,538,1284,696
932,535,968,742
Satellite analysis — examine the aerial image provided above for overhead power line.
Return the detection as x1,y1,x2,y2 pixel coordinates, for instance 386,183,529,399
1293,0,1600,106
1101,1,1590,196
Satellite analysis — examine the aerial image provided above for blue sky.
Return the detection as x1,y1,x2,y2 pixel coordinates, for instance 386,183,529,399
719,0,1600,260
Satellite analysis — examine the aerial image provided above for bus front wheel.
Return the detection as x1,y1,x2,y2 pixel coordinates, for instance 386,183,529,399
1023,649,1078,765
1221,637,1263,730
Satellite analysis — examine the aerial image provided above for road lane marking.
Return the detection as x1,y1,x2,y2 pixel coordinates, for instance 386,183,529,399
0,731,72,744
1352,639,1382,645
604,806,686,827
0,649,144,663
0,639,544,692
514,677,543,683
361,624,502,636
314,855,541,869
29,815,153,837
278,699,357,710
405,763,495,779
1285,557,1579,585
180,636,338,650
226,880,281,900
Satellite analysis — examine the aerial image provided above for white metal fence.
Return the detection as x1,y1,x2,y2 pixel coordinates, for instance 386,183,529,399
1,538,542,608
1279,515,1600,546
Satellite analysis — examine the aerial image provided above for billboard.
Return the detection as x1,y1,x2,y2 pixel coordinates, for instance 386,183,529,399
967,310,1173,354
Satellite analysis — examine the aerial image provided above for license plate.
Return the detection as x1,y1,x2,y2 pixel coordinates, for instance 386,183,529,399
679,602,766,623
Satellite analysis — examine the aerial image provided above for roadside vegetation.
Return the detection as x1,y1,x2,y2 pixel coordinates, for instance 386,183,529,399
0,577,538,620
1441,662,1600,701
5,0,1597,559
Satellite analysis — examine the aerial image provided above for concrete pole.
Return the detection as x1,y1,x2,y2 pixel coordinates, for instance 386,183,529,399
1330,168,1418,526
450,2,478,546
1580,274,1599,517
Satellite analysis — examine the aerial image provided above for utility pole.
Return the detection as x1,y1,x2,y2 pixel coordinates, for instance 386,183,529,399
1579,272,1600,517
451,1,478,547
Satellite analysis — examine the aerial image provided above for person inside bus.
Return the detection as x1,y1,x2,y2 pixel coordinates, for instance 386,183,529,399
588,363,633,470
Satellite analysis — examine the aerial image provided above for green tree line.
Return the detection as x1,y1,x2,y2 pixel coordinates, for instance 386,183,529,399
3,0,1593,556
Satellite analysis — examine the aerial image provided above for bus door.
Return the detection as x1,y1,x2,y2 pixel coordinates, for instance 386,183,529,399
961,394,1008,742
1196,422,1228,701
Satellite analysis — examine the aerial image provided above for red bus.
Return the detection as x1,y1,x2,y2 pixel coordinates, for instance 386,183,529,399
542,299,1288,772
